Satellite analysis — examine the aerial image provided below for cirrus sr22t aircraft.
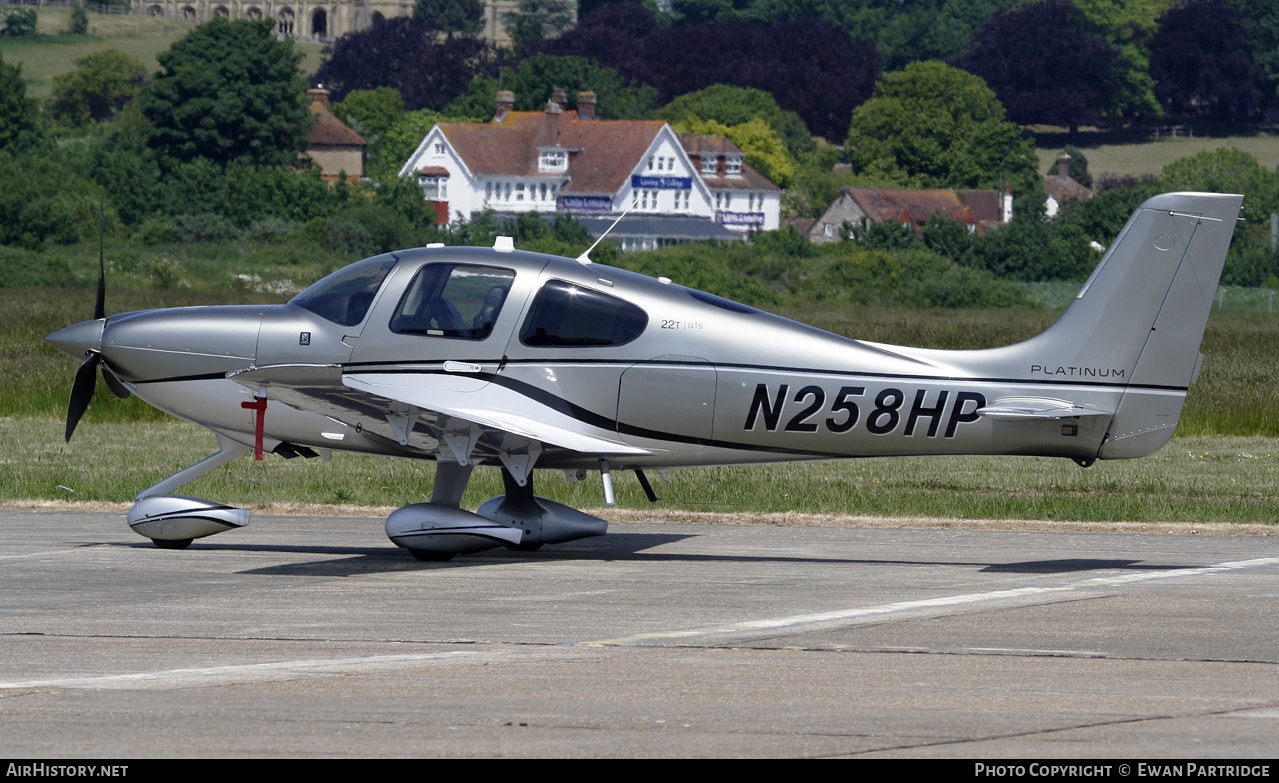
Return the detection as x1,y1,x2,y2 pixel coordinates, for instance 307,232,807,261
47,192,1242,560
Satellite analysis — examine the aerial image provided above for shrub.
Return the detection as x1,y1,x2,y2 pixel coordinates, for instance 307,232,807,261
173,213,241,243
0,9,38,38
132,215,178,245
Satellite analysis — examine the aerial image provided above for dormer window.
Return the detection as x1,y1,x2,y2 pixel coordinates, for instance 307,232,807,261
725,157,742,176
538,148,568,173
701,157,717,175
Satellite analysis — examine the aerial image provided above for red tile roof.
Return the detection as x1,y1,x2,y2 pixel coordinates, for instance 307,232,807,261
308,100,365,148
439,112,666,195
678,134,779,192
843,187,1002,227
1044,174,1093,204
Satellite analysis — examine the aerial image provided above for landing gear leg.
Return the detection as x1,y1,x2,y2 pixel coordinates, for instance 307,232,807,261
126,433,253,546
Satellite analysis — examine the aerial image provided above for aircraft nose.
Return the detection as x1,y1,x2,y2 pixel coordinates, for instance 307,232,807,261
46,319,105,360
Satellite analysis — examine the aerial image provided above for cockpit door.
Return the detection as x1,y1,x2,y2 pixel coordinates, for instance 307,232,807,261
349,260,534,391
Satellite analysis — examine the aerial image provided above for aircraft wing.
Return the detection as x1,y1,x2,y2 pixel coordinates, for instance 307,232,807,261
976,397,1113,421
228,363,652,458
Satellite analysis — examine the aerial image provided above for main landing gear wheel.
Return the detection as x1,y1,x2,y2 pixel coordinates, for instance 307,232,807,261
153,538,193,550
409,549,456,562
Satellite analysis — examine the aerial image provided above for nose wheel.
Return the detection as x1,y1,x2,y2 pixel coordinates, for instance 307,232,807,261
152,538,193,550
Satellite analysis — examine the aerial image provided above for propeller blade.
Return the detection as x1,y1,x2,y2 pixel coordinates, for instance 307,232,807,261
102,365,131,399
66,351,100,443
94,198,106,320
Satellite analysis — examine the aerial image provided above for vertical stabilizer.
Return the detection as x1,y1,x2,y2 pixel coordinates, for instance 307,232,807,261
1023,192,1242,457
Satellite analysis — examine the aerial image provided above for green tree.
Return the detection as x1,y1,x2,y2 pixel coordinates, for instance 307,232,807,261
658,84,815,160
413,0,484,35
68,2,89,35
1045,145,1093,189
139,18,312,168
446,54,659,120
0,53,36,152
845,61,1038,194
0,8,37,38
1070,0,1161,118
1226,0,1279,104
672,115,796,187
371,108,478,179
0,153,116,250
49,50,148,126
1160,148,1279,225
331,86,406,160
503,0,575,52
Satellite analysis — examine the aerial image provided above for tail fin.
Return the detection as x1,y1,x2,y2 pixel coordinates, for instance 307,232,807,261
1023,191,1243,458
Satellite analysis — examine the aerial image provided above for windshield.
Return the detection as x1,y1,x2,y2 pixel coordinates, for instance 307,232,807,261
292,256,398,326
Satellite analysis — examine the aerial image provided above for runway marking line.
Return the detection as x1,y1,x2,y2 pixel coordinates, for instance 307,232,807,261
3,557,1275,690
0,651,486,690
575,555,1279,647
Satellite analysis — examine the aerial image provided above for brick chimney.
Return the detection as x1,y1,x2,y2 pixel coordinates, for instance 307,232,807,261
307,87,329,108
577,91,597,120
1057,153,1071,181
494,90,514,123
550,87,568,111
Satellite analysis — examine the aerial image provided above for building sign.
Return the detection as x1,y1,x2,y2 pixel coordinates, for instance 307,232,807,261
717,211,765,226
631,175,692,190
557,195,614,212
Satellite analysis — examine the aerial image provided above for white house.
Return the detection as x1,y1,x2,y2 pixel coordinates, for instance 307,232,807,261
398,90,781,249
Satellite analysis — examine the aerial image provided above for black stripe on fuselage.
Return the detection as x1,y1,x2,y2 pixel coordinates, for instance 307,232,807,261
345,357,1186,393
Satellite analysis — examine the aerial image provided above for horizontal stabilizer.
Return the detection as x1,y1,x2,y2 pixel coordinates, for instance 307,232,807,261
976,397,1113,421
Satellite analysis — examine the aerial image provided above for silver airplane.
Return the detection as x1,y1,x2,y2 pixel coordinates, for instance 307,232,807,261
46,191,1242,559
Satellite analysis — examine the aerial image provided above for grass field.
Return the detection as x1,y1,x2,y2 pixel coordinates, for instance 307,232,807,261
1035,132,1279,180
2,418,1273,524
0,7,326,96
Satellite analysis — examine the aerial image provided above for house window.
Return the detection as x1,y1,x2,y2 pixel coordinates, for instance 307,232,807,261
432,142,445,157
515,183,525,201
701,157,717,175
726,157,741,176
538,148,567,173
418,176,447,201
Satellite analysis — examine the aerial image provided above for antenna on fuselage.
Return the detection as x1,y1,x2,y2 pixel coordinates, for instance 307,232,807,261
576,196,637,265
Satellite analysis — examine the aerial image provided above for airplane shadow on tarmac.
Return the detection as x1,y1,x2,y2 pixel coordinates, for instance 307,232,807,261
112,534,1204,580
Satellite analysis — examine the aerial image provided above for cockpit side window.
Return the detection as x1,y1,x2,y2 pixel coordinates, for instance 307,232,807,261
390,264,515,340
519,279,648,347
293,256,397,326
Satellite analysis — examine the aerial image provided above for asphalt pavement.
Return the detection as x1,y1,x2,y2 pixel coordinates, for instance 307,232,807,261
2,508,1277,758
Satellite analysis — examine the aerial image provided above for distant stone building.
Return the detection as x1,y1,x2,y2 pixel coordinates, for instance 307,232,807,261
809,187,1012,244
132,0,560,44
304,87,365,180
